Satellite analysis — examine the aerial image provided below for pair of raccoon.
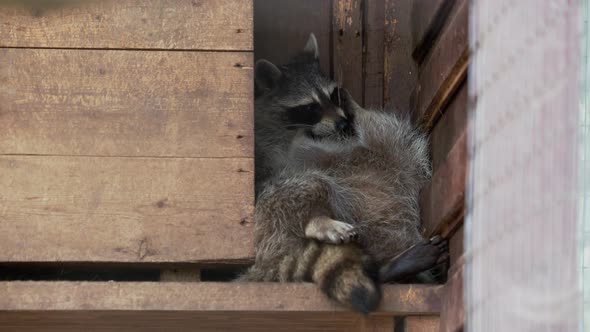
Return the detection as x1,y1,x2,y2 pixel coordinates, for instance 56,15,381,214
239,34,448,313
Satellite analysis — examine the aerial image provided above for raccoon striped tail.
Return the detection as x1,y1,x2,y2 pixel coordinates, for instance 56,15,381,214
240,241,381,314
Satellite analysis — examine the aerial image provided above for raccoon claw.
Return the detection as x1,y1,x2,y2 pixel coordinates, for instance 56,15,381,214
305,217,357,244
379,235,449,283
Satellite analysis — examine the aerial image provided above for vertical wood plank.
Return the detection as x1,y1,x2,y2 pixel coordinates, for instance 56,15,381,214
363,0,385,108
254,0,332,72
383,0,417,113
333,0,364,103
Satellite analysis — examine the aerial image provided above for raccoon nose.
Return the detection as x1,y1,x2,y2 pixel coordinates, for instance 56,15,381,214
335,118,348,131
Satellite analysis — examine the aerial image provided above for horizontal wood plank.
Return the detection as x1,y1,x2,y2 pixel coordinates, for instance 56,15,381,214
404,316,440,332
0,49,253,158
412,0,468,130
0,282,442,313
0,156,254,263
420,130,466,237
430,84,467,171
0,0,252,50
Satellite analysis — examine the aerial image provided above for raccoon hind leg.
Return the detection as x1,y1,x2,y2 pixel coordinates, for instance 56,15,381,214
305,216,358,244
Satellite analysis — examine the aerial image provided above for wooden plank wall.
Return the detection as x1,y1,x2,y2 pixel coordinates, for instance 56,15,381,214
408,0,468,331
0,0,255,265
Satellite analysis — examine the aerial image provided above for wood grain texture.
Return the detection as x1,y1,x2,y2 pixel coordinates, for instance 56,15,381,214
0,48,253,158
333,0,364,103
363,0,385,108
0,156,254,263
439,264,464,332
383,0,417,113
448,224,463,269
254,0,332,73
0,282,442,313
412,0,468,130
359,316,394,332
430,84,467,171
404,316,440,332
420,130,466,237
0,0,253,50
411,0,455,63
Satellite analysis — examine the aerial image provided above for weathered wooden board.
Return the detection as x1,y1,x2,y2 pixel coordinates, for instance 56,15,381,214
0,0,253,50
0,282,442,313
363,0,385,109
0,156,254,263
333,0,364,103
420,130,466,237
254,0,332,73
430,84,467,171
383,0,417,113
411,0,455,63
412,0,468,130
0,49,253,158
404,316,440,332
439,264,463,332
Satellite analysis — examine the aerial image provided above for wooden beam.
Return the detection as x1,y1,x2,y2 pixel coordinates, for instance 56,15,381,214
404,316,440,332
0,0,253,50
0,156,254,263
412,0,468,130
0,48,253,158
0,282,442,314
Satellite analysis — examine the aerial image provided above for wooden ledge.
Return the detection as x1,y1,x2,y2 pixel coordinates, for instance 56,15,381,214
0,282,441,314
0,282,441,330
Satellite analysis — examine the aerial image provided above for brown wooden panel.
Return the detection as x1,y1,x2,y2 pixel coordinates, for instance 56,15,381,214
411,0,455,63
384,0,417,113
0,282,442,314
0,49,253,158
420,130,466,237
254,0,332,73
430,84,467,171
363,0,385,108
0,156,254,263
0,0,252,50
448,224,463,269
412,0,468,130
359,316,394,332
405,316,440,332
439,264,464,332
333,0,364,103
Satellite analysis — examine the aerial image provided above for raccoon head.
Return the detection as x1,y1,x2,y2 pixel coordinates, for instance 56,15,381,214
255,33,353,138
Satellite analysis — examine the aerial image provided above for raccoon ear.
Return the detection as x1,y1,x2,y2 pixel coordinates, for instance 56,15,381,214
303,33,319,60
255,59,282,92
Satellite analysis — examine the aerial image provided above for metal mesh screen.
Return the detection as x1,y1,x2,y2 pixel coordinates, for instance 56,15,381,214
466,0,581,330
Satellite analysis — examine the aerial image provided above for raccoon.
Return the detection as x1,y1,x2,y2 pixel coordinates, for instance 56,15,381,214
254,34,352,197
241,34,447,313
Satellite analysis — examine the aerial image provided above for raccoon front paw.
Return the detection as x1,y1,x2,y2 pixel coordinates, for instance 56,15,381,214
305,216,357,244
